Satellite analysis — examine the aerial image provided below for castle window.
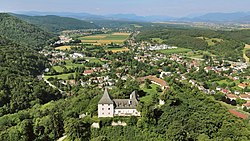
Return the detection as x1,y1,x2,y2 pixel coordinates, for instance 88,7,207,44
102,113,104,115
108,104,110,106
102,108,104,110
108,108,110,110
102,104,104,106
108,113,110,115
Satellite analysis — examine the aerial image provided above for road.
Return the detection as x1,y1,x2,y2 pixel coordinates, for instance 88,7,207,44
42,74,64,93
57,135,67,141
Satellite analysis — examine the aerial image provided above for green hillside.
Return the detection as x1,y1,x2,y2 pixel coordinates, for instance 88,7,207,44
13,14,99,32
0,13,55,50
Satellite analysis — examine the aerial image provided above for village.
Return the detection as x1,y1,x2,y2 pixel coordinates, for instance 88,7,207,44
40,28,250,120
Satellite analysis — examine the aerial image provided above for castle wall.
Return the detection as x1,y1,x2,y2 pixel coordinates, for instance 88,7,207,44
114,108,140,116
98,104,114,117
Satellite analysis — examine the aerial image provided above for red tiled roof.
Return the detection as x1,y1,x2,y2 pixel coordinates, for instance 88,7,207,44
238,83,247,88
243,102,250,107
83,70,94,74
229,109,248,119
137,75,167,87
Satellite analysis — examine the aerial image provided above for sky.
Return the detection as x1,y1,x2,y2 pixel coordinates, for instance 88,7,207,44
1,0,250,17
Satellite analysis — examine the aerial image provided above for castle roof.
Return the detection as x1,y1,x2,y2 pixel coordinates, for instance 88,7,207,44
113,91,139,109
98,89,113,104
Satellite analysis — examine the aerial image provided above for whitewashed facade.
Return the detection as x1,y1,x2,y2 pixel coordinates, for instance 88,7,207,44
98,89,140,117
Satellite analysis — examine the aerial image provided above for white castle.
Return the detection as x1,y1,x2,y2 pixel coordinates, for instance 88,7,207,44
98,89,141,117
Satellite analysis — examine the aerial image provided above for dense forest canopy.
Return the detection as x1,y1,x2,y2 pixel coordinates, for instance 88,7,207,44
0,13,55,50
13,14,99,32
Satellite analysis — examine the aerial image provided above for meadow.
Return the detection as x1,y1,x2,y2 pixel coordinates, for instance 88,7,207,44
243,44,250,63
197,37,223,46
158,47,192,54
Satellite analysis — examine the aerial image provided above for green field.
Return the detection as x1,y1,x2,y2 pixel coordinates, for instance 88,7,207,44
140,84,161,104
151,38,164,43
44,73,75,80
158,48,192,54
85,57,104,64
243,44,250,63
52,66,64,72
197,37,223,46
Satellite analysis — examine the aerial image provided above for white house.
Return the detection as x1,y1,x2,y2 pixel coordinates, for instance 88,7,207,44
98,89,140,118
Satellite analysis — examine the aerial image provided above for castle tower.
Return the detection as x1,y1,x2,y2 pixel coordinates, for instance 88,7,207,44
98,89,114,117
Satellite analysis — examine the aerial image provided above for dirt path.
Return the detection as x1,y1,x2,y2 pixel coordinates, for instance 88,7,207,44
57,135,67,141
243,44,250,63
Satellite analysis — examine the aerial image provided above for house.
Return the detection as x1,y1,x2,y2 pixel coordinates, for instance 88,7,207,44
226,94,239,101
83,69,94,75
98,89,140,118
239,94,250,101
137,75,168,90
238,83,247,89
242,102,250,109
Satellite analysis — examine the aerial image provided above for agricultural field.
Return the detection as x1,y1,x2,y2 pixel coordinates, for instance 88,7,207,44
197,37,223,46
79,32,130,45
55,45,72,50
105,47,130,53
158,47,192,54
243,44,250,63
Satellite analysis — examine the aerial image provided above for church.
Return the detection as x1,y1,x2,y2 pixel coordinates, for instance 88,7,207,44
98,89,141,118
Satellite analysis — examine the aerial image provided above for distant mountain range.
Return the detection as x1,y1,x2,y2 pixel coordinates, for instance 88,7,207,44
15,11,250,23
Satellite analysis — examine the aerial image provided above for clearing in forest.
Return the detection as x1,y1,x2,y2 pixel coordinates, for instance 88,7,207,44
243,44,250,63
197,37,223,46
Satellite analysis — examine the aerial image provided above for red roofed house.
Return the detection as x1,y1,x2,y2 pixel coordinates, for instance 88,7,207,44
83,70,94,75
238,83,247,89
137,75,168,90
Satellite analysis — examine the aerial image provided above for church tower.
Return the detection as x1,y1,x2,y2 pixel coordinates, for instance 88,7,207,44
98,88,114,117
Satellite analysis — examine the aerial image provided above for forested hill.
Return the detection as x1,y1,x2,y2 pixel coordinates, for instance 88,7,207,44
0,33,62,111
0,13,55,50
13,14,99,32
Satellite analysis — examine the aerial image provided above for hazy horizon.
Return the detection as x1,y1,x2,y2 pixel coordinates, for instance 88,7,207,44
1,0,250,17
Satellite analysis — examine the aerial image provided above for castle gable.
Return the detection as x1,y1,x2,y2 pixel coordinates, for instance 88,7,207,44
98,88,113,104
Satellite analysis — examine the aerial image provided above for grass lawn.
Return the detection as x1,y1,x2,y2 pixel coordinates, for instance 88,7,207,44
158,47,192,54
140,84,161,104
85,57,104,64
243,44,250,63
65,60,85,69
44,73,75,80
52,66,64,73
